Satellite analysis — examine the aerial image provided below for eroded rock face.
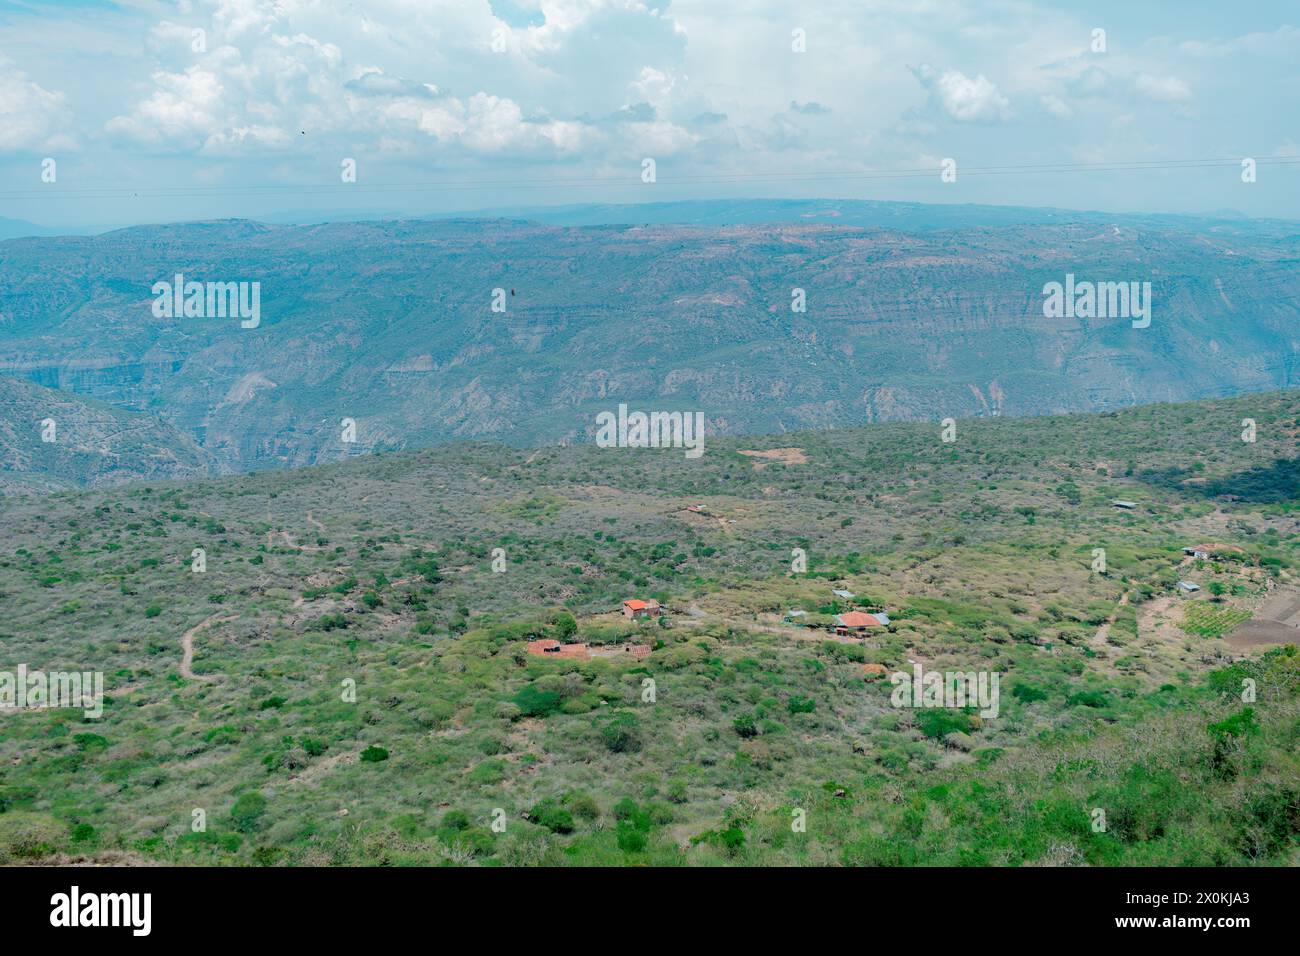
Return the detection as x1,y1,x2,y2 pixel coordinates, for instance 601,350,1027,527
0,204,1295,482
0,375,214,491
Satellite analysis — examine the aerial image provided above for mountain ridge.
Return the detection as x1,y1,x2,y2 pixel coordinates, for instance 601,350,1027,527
0,200,1295,482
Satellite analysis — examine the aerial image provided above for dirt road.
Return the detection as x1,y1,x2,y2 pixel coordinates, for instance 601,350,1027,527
180,613,236,681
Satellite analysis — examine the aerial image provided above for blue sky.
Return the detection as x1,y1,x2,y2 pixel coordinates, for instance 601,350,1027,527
1,0,1297,228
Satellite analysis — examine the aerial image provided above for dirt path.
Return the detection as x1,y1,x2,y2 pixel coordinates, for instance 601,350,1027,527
1091,590,1130,649
306,511,325,534
180,614,236,681
269,529,326,552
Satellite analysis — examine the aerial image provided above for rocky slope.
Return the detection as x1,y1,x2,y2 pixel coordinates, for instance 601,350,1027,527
0,375,213,491
0,200,1295,477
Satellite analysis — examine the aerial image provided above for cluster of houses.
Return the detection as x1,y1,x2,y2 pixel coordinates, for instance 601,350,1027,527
1176,543,1245,596
786,587,892,640
1182,543,1244,561
523,597,663,661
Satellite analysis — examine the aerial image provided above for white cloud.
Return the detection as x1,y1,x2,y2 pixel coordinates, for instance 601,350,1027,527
1134,73,1191,102
106,67,225,149
1039,93,1072,119
630,66,675,110
0,60,74,152
913,65,1012,123
2,0,1293,220
98,0,694,162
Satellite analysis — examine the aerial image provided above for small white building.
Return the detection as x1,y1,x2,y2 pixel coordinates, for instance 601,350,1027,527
1177,581,1201,593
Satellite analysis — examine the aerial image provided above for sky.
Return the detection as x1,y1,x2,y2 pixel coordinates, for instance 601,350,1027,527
0,0,1298,229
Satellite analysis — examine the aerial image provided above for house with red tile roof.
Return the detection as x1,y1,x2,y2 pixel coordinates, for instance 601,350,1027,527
833,610,890,636
622,599,662,620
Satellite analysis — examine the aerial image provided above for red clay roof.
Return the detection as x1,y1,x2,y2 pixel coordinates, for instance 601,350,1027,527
623,599,648,610
837,611,885,628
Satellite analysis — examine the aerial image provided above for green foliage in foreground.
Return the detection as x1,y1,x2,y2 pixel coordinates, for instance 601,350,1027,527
0,390,1296,866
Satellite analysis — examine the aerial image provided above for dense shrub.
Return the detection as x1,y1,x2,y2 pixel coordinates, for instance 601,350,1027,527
230,792,267,833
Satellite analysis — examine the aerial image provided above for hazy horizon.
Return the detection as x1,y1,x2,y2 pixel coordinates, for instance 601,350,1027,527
2,0,1298,231
6,192,1300,241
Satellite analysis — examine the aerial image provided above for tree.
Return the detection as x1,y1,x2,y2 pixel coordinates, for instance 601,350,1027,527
550,610,578,641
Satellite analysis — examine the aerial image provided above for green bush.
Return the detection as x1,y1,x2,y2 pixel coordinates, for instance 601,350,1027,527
616,822,648,853
1067,690,1109,709
530,800,575,834
0,813,66,861
1011,682,1049,703
563,792,600,821
442,810,472,831
512,683,562,718
598,711,642,753
550,610,578,640
310,613,350,631
913,709,972,739
230,792,267,833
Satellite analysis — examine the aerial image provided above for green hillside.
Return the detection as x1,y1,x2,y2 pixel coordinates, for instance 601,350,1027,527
0,389,1296,866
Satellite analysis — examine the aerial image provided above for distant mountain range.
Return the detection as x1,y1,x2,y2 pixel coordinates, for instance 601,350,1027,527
435,197,1288,233
0,198,1296,488
0,217,91,241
